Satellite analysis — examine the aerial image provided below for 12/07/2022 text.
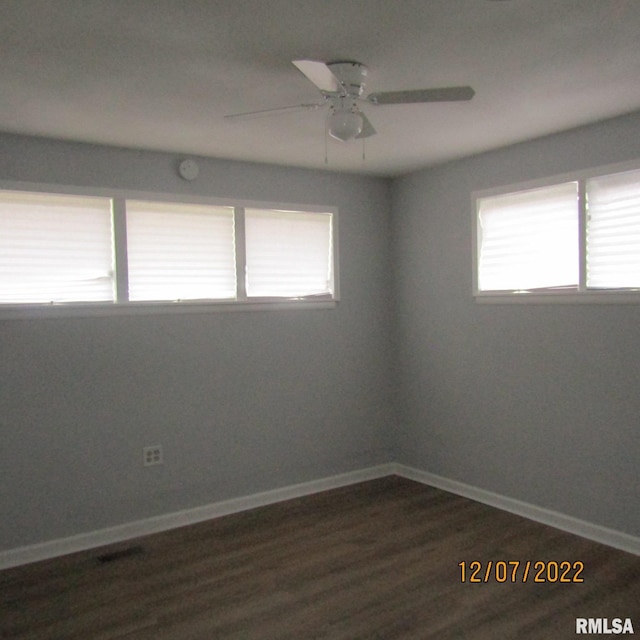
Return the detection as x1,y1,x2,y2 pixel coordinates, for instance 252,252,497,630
458,560,584,583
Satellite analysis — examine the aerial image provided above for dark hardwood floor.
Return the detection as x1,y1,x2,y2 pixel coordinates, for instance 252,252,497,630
1,476,639,639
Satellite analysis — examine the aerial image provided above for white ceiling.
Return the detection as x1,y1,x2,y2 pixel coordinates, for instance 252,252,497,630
2,0,640,177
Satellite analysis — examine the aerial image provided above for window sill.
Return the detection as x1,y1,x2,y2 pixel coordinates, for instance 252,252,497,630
0,298,338,320
474,291,640,305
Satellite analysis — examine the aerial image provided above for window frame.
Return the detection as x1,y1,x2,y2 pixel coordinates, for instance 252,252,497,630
472,159,640,304
0,180,339,319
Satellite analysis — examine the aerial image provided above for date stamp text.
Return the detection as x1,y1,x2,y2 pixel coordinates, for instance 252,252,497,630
458,560,584,583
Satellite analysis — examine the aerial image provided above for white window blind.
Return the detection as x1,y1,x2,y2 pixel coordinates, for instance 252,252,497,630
586,168,640,289
244,208,333,298
0,190,114,303
477,182,579,291
126,200,236,301
0,187,337,313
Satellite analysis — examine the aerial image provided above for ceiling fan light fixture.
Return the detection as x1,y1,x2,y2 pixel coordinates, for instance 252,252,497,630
328,109,364,142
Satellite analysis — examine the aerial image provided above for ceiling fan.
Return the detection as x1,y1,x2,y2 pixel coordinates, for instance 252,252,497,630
225,60,475,142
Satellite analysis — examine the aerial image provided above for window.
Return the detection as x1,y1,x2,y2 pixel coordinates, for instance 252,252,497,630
0,185,337,315
126,201,237,302
586,170,640,289
244,208,334,298
0,190,115,304
474,162,640,302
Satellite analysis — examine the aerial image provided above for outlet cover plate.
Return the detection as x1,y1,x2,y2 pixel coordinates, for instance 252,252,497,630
143,445,163,467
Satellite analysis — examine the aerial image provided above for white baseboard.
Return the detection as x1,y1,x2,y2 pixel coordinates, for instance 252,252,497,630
2,461,638,570
0,464,395,570
392,464,640,557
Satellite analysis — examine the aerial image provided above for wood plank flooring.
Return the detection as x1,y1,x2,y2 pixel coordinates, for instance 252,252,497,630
1,476,639,639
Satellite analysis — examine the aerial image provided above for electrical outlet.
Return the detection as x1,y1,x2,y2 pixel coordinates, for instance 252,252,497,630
143,445,163,467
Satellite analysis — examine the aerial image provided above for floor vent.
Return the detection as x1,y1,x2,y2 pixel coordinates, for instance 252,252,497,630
96,545,144,564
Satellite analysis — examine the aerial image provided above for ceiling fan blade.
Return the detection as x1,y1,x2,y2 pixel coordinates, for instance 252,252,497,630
356,112,376,139
367,86,475,105
292,60,341,93
225,103,323,121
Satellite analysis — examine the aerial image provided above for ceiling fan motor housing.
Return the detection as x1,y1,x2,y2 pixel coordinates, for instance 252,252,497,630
327,61,368,97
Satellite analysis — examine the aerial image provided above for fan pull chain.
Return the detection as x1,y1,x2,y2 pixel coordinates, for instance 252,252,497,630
362,136,366,162
324,119,329,165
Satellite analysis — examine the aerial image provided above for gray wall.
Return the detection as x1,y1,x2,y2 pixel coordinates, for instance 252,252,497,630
0,135,394,550
392,110,640,537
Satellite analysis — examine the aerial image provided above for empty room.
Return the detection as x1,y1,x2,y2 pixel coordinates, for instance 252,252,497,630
1,1,639,638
